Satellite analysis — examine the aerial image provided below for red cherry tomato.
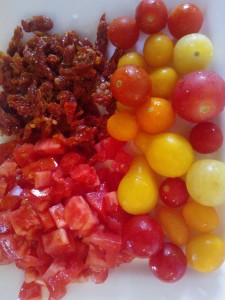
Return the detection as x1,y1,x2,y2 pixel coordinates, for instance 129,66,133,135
108,16,139,49
168,3,203,39
122,215,164,258
189,122,223,154
172,71,225,123
149,242,187,282
110,65,151,107
135,0,168,34
159,177,189,208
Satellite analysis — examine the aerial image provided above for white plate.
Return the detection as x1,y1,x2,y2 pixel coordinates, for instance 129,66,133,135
0,0,225,299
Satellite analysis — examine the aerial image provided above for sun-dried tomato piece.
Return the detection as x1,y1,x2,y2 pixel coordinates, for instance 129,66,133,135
21,16,54,32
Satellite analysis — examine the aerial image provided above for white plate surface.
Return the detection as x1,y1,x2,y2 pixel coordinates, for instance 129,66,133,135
0,0,225,299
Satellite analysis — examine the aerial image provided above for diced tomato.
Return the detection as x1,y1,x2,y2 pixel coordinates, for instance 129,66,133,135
0,234,28,264
0,177,7,197
22,157,58,179
34,170,52,189
94,137,125,160
64,196,99,237
59,152,86,175
42,228,76,257
49,204,67,229
13,143,38,167
0,140,17,165
51,169,73,202
0,186,22,211
22,188,53,212
25,267,39,284
0,160,17,188
70,164,100,192
18,282,42,300
111,149,133,174
16,255,42,269
85,186,106,220
0,211,14,234
96,168,124,191
9,205,41,236
84,230,122,269
36,210,56,231
33,138,66,156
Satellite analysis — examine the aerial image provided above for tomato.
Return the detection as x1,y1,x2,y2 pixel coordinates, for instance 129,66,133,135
159,177,189,208
22,157,58,178
157,206,189,246
189,122,223,154
186,233,225,272
168,3,203,39
135,0,168,34
0,211,14,234
33,138,66,155
186,159,225,206
49,203,67,229
94,137,125,160
18,282,42,300
172,70,225,122
173,34,213,74
149,242,187,282
59,152,86,175
182,200,219,233
117,156,158,215
122,215,164,258
149,67,178,98
136,97,175,134
107,112,139,141
108,16,139,49
145,132,194,177
117,51,148,70
0,140,17,164
133,131,153,153
143,33,174,67
110,65,151,107
13,143,37,167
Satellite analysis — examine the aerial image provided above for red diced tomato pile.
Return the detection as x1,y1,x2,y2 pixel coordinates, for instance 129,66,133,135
0,1,225,300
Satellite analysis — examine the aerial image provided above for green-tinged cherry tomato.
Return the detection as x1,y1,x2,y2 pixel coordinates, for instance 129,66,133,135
110,65,151,107
117,52,148,70
186,159,225,206
117,156,158,215
186,233,225,272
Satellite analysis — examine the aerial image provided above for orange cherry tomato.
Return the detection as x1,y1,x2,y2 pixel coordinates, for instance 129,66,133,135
136,97,175,134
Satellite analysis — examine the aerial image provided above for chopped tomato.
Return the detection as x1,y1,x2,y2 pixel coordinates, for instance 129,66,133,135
49,203,67,229
0,211,14,234
0,140,17,164
18,281,42,300
59,152,86,175
34,170,52,189
13,143,37,167
23,188,53,212
36,210,56,231
22,157,58,178
94,137,125,160
33,138,66,156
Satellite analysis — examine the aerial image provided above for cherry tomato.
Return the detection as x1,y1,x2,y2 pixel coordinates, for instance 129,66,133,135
156,206,189,246
145,132,194,177
189,122,223,154
143,33,174,67
117,156,158,215
149,242,187,283
107,112,139,141
186,233,225,272
108,16,139,49
172,71,225,123
168,3,203,39
136,97,175,134
182,200,219,233
186,159,225,206
122,215,164,258
159,177,189,208
133,131,153,153
149,67,179,98
135,0,168,34
110,65,151,107
117,51,148,70
173,34,213,74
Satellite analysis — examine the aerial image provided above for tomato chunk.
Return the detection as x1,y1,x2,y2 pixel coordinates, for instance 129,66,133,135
18,282,42,300
33,138,66,155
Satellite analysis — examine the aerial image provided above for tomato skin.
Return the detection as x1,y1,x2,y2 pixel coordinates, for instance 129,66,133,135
172,71,225,123
108,16,139,49
122,215,164,258
149,242,187,283
110,65,151,107
135,0,168,34
168,3,203,39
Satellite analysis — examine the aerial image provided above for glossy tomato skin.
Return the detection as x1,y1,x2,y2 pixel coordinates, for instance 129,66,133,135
108,16,139,49
135,0,168,34
122,215,164,258
149,242,187,282
172,71,225,122
110,65,151,107
168,3,203,39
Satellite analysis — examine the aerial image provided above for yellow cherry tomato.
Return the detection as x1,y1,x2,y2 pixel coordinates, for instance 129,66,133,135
117,156,158,215
117,51,148,70
173,33,213,74
143,33,174,68
145,132,194,177
107,112,139,141
182,200,219,233
149,67,179,98
186,233,225,272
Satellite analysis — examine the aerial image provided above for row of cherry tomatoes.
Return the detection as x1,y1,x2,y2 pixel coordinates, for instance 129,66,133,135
105,0,225,282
